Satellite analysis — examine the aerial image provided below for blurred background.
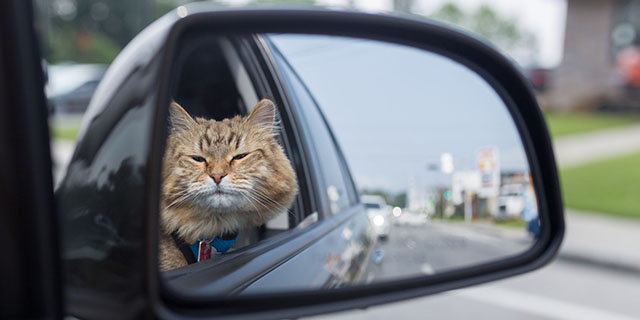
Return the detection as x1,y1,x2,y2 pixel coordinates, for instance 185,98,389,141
37,0,640,319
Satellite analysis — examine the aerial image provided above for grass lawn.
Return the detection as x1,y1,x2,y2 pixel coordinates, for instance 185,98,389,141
51,125,80,141
560,152,640,219
544,112,640,138
493,219,526,228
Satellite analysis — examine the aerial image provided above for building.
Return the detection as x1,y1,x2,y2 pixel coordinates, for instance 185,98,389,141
545,0,640,111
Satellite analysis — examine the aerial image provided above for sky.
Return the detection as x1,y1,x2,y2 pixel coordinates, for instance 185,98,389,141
271,34,529,193
223,0,568,68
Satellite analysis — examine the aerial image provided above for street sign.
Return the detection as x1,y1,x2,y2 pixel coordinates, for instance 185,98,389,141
440,152,454,174
477,147,500,198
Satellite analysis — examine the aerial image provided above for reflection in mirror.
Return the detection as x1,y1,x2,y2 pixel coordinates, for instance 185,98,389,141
161,33,538,295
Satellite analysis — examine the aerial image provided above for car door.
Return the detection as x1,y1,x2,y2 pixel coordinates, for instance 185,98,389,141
163,35,375,294
241,36,375,292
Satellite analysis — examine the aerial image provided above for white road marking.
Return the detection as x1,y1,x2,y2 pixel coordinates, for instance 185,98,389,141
455,286,637,320
420,263,434,275
366,272,375,284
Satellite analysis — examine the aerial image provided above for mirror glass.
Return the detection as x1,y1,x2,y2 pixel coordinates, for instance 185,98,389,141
161,33,538,295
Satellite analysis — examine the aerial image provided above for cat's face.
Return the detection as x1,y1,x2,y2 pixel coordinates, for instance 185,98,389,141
162,99,297,228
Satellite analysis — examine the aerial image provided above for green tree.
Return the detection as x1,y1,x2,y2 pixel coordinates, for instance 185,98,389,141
430,3,464,25
430,3,537,58
34,0,210,64
360,189,407,208
247,0,316,5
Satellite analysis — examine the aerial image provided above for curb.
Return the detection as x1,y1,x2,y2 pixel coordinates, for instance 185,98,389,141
557,250,640,275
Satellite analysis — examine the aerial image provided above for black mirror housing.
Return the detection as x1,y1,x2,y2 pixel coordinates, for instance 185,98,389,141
61,5,564,319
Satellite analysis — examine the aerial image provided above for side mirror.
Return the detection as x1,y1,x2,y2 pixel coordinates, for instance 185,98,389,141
55,5,564,319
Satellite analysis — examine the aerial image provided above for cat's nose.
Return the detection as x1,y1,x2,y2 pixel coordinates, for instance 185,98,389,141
209,172,227,184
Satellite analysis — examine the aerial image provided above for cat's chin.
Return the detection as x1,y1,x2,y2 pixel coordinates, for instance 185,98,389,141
198,191,246,213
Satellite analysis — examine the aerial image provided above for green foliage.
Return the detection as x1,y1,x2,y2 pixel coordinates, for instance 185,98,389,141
360,189,406,208
431,3,464,25
51,125,80,141
248,0,316,5
494,219,526,228
35,0,182,64
430,3,536,54
544,112,640,138
561,152,640,219
47,27,120,64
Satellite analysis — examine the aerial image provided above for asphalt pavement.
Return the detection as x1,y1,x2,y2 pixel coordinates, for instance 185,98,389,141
362,222,531,283
310,257,640,320
309,218,640,320
560,209,640,274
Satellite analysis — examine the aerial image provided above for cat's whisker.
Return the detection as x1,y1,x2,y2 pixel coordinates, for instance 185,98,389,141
243,191,296,220
245,189,281,207
238,192,262,214
248,189,296,218
238,190,269,209
164,193,190,209
164,194,193,210
164,187,205,210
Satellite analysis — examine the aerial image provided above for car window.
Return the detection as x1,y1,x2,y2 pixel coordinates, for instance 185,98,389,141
270,47,355,216
74,80,99,93
364,203,381,209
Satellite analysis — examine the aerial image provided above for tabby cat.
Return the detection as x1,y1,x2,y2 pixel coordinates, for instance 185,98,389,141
159,99,298,271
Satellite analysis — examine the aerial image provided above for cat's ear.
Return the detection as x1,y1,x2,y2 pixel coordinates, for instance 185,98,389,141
169,101,196,131
248,98,276,132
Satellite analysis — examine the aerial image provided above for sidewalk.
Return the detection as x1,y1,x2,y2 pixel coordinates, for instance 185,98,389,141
559,210,640,274
553,124,640,168
553,125,640,273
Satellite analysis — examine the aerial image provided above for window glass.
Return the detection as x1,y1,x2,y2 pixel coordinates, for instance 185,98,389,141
365,203,381,209
271,48,354,215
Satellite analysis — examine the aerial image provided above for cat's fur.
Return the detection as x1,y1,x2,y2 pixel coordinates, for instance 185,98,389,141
159,99,298,271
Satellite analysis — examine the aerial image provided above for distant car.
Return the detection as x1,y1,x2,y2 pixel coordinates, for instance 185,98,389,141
362,195,392,240
46,63,107,114
394,210,429,226
496,184,525,220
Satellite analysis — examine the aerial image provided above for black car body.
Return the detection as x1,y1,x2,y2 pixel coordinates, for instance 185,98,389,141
1,2,564,319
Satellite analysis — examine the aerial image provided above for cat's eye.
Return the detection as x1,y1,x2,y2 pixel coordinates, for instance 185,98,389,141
191,156,206,163
231,153,249,162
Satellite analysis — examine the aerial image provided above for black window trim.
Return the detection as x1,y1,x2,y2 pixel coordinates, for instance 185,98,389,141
263,36,359,215
236,35,318,225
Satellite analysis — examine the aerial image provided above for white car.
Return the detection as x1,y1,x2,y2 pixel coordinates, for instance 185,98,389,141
361,195,392,240
496,184,525,220
394,210,429,226
46,63,107,114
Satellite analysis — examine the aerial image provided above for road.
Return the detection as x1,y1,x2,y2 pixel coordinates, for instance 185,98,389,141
362,221,532,283
311,258,640,320
308,221,640,320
